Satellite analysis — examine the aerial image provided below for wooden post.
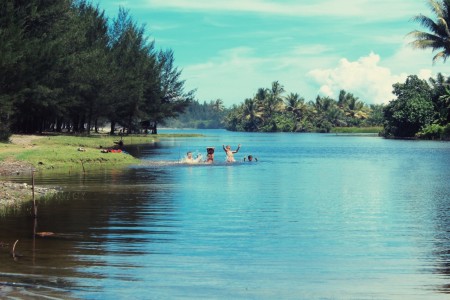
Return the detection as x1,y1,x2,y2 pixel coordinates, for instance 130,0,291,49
32,170,37,218
80,159,86,174
12,239,19,260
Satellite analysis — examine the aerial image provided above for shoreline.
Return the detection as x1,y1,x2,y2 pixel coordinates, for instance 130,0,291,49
0,160,57,211
0,133,203,210
0,134,135,211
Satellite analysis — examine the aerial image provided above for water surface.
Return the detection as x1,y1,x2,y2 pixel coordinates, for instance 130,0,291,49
1,130,450,299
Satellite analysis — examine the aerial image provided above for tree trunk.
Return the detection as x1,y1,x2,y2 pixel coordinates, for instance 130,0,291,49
56,117,62,132
94,118,99,133
87,104,92,135
110,121,116,135
80,115,86,133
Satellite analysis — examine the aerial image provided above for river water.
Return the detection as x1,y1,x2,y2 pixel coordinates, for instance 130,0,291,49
1,130,450,299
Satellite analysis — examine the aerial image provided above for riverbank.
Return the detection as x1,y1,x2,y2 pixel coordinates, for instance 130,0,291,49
0,181,58,212
0,133,202,210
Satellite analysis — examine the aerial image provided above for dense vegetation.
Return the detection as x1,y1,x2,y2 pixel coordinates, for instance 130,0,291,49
223,81,383,133
164,99,228,129
221,75,450,139
0,0,193,141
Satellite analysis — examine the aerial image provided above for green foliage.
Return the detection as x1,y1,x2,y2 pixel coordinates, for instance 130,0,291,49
165,99,227,129
417,123,450,140
0,1,192,136
383,75,435,137
224,83,376,133
331,127,383,134
0,123,11,142
409,0,450,63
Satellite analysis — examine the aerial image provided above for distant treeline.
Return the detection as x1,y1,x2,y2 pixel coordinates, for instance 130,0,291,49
224,81,382,133
0,0,193,141
164,99,227,129
221,76,450,140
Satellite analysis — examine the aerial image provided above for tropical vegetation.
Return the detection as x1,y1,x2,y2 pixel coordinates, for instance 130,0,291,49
223,81,382,133
399,0,450,139
0,0,193,142
164,99,228,129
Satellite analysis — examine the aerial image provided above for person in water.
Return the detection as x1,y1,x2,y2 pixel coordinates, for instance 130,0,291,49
244,155,257,162
185,151,202,164
223,144,241,162
205,147,215,164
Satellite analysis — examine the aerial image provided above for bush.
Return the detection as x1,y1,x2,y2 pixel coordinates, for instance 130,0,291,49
417,123,450,140
442,124,450,140
416,123,444,140
0,124,11,143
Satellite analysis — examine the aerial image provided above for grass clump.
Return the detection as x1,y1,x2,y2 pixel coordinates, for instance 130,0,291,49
331,126,382,134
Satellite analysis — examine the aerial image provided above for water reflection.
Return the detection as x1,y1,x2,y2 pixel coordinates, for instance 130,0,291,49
0,167,180,298
430,183,450,294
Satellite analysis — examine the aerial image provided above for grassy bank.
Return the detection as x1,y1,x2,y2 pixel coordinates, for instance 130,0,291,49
0,133,206,211
0,133,202,172
331,126,382,134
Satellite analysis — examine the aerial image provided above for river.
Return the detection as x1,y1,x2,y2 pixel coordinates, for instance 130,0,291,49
1,129,450,299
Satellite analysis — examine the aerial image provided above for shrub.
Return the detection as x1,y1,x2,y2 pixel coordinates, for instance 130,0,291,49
416,123,444,140
0,124,11,143
417,123,450,140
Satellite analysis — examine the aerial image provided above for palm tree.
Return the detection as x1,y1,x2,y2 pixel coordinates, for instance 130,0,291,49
409,0,450,63
255,87,269,102
336,90,369,125
264,81,285,116
212,99,224,112
285,93,309,131
242,98,263,131
429,73,450,123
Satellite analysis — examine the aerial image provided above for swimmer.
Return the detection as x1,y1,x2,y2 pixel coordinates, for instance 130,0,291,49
205,147,215,164
223,144,241,162
244,155,257,162
184,151,202,164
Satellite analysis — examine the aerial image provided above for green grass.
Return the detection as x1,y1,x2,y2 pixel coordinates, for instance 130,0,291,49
331,126,382,134
0,133,204,172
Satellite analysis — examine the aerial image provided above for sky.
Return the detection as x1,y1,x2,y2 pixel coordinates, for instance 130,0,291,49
97,0,447,107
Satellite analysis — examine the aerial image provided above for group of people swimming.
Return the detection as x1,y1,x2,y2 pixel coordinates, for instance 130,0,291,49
183,144,257,164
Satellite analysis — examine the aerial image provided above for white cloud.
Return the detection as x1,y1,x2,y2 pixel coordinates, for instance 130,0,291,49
308,52,408,104
138,0,425,21
182,47,267,104
142,0,425,20
181,45,340,106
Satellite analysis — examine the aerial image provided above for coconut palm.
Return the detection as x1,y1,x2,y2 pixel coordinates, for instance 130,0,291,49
255,87,269,102
242,98,263,131
212,99,224,112
285,93,309,131
264,81,285,116
336,90,369,125
346,97,369,120
429,73,450,123
409,0,450,63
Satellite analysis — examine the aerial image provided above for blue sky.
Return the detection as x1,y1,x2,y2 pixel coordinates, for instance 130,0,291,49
98,0,446,107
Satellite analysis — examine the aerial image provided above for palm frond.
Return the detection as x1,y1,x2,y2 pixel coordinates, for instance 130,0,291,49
411,14,440,32
428,0,444,19
432,51,449,62
438,17,450,36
